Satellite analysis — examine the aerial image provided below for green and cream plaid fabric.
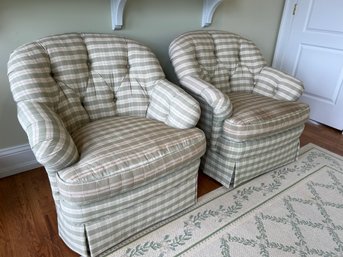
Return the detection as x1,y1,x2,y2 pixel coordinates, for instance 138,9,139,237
169,30,310,188
56,119,204,256
204,126,304,187
147,79,200,129
57,116,205,204
8,33,206,256
180,76,233,148
17,101,79,172
254,66,304,101
169,30,267,94
169,30,304,99
223,92,309,141
58,161,199,256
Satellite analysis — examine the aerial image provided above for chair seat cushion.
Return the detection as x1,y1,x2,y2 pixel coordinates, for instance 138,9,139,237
223,92,309,141
56,116,205,204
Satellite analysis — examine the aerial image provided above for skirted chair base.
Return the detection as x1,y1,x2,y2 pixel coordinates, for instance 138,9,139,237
195,91,309,188
201,125,304,188
46,116,205,256
169,30,310,189
55,161,199,256
8,33,207,257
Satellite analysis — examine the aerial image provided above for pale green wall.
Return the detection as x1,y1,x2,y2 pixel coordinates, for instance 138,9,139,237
0,0,285,149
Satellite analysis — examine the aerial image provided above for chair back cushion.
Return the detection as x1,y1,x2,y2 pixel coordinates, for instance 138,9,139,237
8,33,165,133
169,30,266,93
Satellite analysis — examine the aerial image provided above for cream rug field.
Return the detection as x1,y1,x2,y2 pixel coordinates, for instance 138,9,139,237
104,144,343,257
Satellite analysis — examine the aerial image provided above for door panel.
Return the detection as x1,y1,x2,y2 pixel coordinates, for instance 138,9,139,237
295,45,343,104
307,0,343,33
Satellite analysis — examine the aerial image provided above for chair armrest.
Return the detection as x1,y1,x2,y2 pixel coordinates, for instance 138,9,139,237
17,101,79,172
253,67,304,101
180,76,233,148
180,76,233,118
147,79,200,129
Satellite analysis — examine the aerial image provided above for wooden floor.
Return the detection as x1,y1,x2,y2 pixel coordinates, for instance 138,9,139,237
1,122,342,257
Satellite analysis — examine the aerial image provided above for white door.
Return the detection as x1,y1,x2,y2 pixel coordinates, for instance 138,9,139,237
273,0,343,131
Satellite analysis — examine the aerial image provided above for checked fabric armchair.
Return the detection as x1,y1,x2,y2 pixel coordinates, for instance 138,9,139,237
8,33,206,256
169,30,310,188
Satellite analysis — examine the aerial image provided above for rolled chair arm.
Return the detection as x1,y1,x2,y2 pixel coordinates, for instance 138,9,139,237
17,101,79,173
253,67,304,101
180,76,233,148
147,79,200,129
180,76,233,118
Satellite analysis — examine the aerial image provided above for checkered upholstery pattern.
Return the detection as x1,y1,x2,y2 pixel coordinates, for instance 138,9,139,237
223,92,309,141
169,30,310,187
8,33,206,256
57,116,205,204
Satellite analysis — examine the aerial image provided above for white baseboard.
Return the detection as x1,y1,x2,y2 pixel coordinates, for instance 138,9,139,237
0,144,41,178
307,119,321,126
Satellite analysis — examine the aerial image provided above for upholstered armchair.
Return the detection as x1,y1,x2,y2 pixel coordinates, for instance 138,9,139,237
169,30,309,188
8,33,206,257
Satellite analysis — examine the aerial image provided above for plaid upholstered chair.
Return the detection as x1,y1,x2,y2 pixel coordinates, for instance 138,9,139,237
7,33,206,256
169,30,310,188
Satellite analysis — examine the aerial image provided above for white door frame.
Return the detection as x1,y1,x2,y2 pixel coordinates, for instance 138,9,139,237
272,0,298,70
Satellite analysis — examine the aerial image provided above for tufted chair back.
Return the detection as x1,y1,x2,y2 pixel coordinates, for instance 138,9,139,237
8,33,207,256
8,33,165,134
169,30,267,94
169,30,310,189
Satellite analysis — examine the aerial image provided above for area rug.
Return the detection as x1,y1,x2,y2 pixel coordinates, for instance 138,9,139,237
105,144,343,257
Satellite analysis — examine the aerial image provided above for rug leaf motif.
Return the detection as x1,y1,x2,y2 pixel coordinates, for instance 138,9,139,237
115,147,343,257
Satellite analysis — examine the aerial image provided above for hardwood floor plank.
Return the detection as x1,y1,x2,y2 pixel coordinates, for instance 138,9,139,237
23,169,74,257
0,181,14,257
0,122,342,257
197,171,221,197
0,175,31,256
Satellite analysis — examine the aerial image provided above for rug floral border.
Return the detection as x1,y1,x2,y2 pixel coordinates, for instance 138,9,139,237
104,144,343,257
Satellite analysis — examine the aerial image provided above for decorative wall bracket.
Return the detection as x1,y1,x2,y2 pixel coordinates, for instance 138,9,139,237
111,0,127,30
202,0,223,27
110,0,223,30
